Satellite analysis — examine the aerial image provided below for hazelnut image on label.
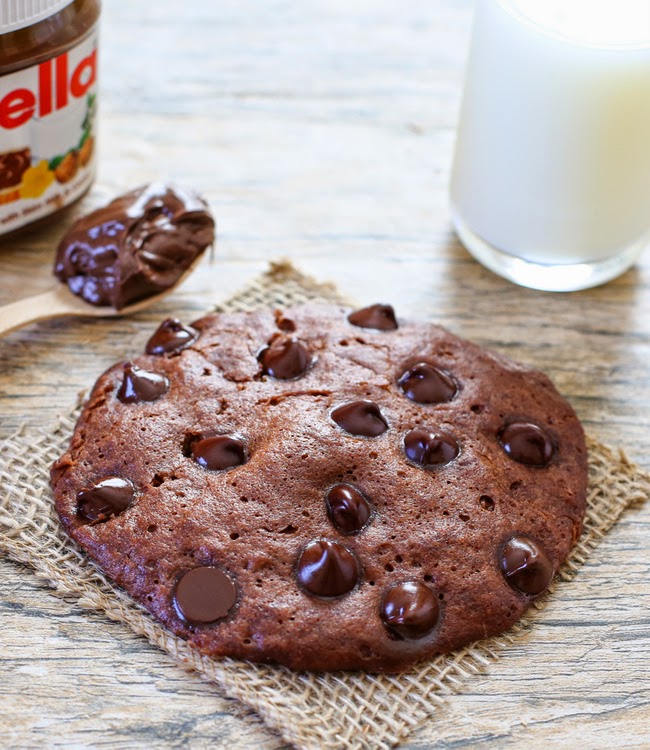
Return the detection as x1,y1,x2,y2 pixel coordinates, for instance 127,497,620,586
54,151,79,183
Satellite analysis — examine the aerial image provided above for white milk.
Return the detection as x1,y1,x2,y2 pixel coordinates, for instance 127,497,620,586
450,0,650,269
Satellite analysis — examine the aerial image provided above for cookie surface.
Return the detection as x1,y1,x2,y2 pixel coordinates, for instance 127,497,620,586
51,304,588,672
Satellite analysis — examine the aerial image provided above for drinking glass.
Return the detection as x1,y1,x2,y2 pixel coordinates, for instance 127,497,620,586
450,0,650,291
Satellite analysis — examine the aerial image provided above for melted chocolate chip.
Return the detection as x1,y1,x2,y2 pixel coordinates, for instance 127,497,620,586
173,567,237,624
404,427,459,467
76,477,134,523
274,310,296,332
258,337,312,379
54,183,215,309
146,318,198,355
331,400,389,437
117,363,169,403
380,581,440,640
500,535,553,596
191,436,247,471
499,422,554,466
326,484,373,534
347,304,398,331
398,363,457,404
296,540,359,598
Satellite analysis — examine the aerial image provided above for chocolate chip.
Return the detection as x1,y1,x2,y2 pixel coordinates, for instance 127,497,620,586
296,540,359,598
117,363,169,403
326,484,373,535
380,581,440,640
145,318,198,355
398,363,457,404
172,566,237,624
499,422,554,466
347,304,398,331
404,427,459,467
274,310,296,332
331,400,388,437
258,337,312,379
191,436,247,471
500,535,553,596
76,477,134,523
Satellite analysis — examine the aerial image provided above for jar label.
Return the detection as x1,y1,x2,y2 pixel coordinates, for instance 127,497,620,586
0,26,99,235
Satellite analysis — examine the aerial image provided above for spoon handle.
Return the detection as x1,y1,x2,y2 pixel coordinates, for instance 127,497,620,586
0,288,78,336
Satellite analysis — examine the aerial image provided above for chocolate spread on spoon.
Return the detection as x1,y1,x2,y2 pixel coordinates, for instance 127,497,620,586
54,183,215,309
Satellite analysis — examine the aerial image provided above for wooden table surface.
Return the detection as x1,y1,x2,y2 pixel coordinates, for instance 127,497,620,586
1,1,649,748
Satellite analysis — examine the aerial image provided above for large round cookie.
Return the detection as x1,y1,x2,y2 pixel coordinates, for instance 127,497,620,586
51,303,588,672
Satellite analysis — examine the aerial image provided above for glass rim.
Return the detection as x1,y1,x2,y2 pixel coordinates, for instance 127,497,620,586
496,0,650,52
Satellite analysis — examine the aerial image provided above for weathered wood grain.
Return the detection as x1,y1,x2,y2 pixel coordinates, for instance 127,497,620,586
1,0,649,747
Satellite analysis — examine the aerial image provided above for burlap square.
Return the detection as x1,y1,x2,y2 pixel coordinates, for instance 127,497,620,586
1,261,648,750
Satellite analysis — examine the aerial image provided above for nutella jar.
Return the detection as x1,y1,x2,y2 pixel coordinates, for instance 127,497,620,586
0,0,100,236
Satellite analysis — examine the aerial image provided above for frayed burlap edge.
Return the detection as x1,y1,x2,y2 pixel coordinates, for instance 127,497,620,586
1,261,649,750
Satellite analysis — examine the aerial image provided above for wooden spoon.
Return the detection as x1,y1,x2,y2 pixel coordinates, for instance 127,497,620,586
0,258,202,337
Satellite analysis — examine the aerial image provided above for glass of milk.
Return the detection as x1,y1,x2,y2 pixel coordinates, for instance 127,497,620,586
450,0,650,291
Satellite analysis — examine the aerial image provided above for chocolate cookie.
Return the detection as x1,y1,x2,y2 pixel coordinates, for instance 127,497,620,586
51,304,588,672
